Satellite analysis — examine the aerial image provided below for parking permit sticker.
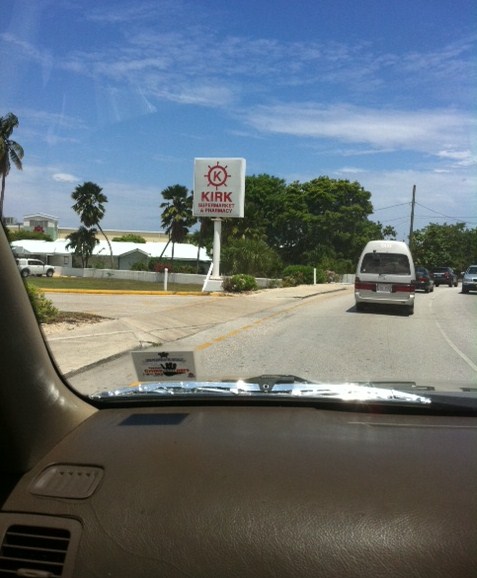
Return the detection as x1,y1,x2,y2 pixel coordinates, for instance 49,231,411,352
132,350,197,381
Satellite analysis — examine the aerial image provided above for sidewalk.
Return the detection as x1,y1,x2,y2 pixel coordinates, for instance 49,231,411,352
43,284,352,376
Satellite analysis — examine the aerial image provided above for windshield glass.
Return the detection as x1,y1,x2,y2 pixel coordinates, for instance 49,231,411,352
1,0,476,406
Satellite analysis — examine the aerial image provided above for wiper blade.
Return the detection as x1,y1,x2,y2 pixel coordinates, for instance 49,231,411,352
92,376,431,404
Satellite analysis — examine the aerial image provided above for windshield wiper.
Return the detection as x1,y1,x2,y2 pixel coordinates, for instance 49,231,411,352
91,375,431,405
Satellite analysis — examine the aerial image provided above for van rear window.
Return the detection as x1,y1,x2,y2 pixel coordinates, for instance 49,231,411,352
360,253,411,275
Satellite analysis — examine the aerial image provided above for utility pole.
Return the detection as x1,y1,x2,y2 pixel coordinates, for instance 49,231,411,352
409,184,416,249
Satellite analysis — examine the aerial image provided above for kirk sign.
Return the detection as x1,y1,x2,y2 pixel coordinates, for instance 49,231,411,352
193,158,246,218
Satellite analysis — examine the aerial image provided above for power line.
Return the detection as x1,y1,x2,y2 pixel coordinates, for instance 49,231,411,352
373,202,410,211
415,202,477,221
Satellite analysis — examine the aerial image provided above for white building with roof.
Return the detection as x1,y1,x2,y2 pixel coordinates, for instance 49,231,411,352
11,239,211,272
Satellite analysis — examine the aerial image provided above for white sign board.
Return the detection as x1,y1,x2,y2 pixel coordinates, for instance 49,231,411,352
132,350,197,381
193,158,245,218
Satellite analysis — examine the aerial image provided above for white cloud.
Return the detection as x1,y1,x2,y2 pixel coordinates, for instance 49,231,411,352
52,173,79,183
244,103,473,157
436,149,476,167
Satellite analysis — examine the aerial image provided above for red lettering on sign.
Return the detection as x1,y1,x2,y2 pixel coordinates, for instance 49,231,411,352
201,192,233,202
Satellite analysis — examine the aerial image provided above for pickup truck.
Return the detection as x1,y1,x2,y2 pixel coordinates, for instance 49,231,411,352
16,258,55,278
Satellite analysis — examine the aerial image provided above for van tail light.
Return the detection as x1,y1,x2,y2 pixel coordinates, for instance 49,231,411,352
394,283,415,293
354,278,376,291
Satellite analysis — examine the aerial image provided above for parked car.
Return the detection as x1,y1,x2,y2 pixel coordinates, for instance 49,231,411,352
415,266,434,293
431,267,458,287
16,258,55,278
462,265,477,294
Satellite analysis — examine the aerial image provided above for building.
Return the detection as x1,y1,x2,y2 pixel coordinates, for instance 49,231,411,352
10,239,211,272
6,213,61,239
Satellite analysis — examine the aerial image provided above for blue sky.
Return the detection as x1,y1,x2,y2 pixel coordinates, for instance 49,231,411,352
1,0,476,241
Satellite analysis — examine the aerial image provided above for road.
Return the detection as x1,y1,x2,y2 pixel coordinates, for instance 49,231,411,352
44,286,477,395
195,287,477,389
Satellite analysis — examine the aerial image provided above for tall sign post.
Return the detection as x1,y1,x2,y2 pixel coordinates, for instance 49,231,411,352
193,158,246,291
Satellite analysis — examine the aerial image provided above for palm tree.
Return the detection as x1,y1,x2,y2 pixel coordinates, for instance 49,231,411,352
71,182,114,268
66,226,99,268
0,112,24,219
160,184,194,269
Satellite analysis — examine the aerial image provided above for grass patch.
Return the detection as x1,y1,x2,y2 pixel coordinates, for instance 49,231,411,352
27,276,203,293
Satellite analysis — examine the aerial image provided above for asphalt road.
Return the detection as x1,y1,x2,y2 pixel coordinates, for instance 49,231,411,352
44,285,477,395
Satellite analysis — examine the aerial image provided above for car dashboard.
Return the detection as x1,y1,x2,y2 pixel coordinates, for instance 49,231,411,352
1,403,476,577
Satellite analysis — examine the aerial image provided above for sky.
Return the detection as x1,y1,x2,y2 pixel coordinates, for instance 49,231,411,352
1,0,476,242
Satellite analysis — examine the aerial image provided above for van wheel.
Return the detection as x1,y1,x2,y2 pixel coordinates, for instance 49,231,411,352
21,269,30,278
46,269,54,277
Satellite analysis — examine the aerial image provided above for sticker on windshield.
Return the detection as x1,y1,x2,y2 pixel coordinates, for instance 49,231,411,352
132,350,197,381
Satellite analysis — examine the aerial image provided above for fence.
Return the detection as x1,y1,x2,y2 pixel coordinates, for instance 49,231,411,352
53,267,355,289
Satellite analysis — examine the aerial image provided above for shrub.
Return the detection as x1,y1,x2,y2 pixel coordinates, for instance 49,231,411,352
282,265,327,286
112,234,146,243
152,261,172,273
282,265,314,286
222,274,258,293
131,261,149,271
25,283,59,323
221,238,282,277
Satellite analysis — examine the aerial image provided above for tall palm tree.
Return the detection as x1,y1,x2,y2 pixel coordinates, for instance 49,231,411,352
160,184,194,269
0,112,24,218
66,226,99,268
71,182,114,268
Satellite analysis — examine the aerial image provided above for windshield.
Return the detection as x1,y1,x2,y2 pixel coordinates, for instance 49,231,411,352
1,0,476,407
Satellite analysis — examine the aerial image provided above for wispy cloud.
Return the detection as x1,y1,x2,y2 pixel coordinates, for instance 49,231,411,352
52,173,79,184
243,103,474,157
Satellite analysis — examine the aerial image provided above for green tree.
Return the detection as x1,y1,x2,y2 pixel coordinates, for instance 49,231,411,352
221,174,287,243
188,174,397,275
412,222,476,273
273,177,381,268
66,226,99,268
0,112,24,218
71,182,113,268
160,184,194,269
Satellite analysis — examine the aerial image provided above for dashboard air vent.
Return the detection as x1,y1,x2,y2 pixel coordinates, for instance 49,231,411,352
0,524,69,576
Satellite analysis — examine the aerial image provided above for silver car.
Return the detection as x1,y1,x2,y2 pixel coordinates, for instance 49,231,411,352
462,265,477,294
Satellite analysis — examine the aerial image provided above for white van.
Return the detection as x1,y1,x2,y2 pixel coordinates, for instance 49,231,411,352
354,240,416,314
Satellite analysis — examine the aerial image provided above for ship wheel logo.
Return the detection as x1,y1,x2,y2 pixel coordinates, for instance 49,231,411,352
204,162,231,190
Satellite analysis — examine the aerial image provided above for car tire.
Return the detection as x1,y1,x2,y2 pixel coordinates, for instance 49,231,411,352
407,305,414,315
21,269,30,278
462,288,469,294
356,302,365,312
46,269,54,277
435,283,439,287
